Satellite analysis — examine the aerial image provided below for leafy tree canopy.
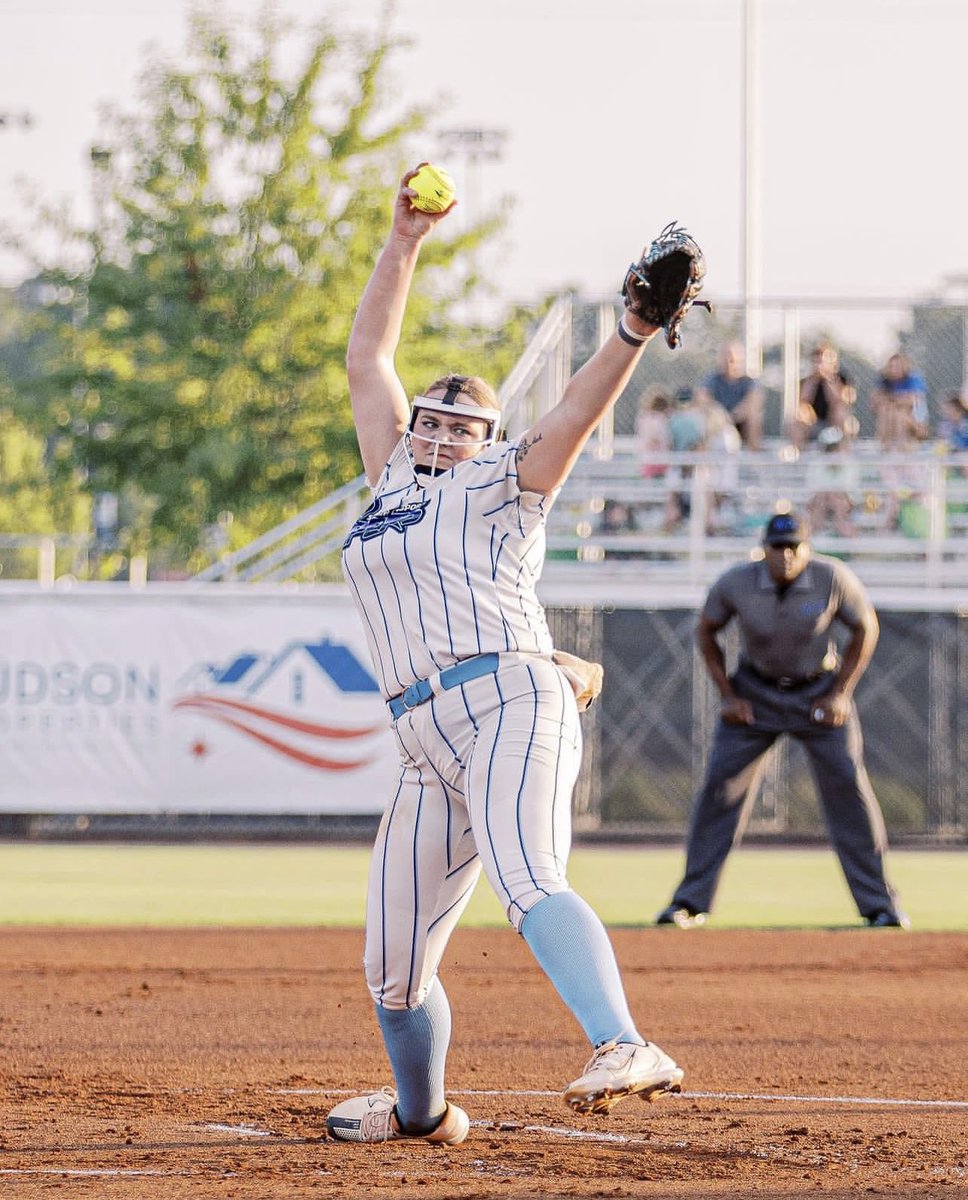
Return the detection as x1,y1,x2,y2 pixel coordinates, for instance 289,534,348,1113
5,6,533,572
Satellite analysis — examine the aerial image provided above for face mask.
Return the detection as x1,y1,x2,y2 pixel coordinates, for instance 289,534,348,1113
404,380,501,478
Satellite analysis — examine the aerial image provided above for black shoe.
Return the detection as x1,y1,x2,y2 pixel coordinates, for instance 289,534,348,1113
865,910,911,929
655,904,706,929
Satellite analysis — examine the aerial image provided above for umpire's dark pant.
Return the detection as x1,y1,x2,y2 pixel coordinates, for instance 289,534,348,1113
671,664,900,920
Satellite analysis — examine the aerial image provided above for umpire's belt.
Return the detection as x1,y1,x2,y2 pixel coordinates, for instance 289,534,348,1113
743,662,832,691
388,653,501,720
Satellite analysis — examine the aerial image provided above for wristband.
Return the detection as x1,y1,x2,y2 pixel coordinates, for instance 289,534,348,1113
617,315,649,347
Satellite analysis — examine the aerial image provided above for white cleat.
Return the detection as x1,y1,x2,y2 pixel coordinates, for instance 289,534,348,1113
326,1086,469,1145
564,1041,684,1115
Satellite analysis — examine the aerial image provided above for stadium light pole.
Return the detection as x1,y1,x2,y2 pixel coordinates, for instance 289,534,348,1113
436,127,507,231
0,111,33,131
741,0,762,376
436,127,508,328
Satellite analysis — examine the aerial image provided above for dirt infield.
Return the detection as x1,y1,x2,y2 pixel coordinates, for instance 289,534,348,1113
0,927,965,1199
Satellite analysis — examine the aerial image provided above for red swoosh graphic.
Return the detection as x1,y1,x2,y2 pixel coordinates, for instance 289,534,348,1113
199,711,374,771
173,694,381,738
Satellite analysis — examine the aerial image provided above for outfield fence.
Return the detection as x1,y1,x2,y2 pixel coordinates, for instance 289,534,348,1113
0,583,964,842
547,599,967,841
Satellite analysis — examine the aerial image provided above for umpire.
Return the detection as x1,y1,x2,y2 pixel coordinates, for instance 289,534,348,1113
656,511,908,929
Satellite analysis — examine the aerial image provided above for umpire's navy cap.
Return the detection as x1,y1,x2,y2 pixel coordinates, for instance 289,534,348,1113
764,512,810,547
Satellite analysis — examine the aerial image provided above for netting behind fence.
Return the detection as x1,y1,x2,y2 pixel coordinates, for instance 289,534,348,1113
547,604,966,839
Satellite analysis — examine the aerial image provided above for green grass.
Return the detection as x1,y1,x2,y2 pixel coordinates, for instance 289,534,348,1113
0,843,963,930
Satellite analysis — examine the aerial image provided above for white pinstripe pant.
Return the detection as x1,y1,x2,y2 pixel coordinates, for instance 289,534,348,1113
364,653,582,1009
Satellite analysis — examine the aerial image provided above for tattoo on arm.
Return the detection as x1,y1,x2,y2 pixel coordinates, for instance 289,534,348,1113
515,433,543,463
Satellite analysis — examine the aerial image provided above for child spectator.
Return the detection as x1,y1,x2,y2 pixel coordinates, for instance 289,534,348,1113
635,387,672,479
937,392,968,451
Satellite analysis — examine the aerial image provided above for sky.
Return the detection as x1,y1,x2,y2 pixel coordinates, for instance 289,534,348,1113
1,0,966,330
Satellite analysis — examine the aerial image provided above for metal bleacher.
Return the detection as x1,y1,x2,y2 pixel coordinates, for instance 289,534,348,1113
194,296,575,584
195,295,968,602
543,438,968,599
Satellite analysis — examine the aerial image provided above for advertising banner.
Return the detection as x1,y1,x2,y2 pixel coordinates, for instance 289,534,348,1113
0,586,398,813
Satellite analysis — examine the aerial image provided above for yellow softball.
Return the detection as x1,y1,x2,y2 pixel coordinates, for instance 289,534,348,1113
409,164,456,214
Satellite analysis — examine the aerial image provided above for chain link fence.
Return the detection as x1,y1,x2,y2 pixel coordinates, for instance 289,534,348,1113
547,602,967,842
571,296,968,444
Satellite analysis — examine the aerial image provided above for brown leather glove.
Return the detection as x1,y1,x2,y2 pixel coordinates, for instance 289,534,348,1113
621,221,710,349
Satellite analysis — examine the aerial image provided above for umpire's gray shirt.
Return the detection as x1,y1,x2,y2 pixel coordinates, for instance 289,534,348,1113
703,553,873,680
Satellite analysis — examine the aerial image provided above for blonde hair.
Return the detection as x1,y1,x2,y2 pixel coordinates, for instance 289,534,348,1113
426,374,501,413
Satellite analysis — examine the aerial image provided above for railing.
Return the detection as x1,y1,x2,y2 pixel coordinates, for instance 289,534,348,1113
12,290,968,588
0,534,150,588
193,297,574,583
191,475,370,583
544,439,968,593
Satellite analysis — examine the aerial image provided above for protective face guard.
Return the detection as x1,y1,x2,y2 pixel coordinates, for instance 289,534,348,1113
405,377,501,477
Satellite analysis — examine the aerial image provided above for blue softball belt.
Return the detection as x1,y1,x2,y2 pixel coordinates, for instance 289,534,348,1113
387,653,502,720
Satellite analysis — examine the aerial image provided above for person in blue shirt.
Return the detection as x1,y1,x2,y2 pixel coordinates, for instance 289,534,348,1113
871,352,929,447
662,387,707,531
697,341,764,450
871,353,931,532
937,391,968,451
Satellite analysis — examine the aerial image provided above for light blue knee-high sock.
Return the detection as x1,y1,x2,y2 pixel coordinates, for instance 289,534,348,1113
522,890,644,1048
375,976,452,1134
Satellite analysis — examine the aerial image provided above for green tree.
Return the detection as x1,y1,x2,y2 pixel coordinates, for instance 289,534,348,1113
0,290,92,577
7,7,532,573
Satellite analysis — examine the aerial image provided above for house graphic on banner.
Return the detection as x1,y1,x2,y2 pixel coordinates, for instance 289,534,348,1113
173,637,387,772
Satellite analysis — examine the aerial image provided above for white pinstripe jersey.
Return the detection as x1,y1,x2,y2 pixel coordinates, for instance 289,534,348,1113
341,438,558,699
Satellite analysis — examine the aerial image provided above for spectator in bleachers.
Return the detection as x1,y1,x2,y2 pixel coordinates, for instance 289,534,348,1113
596,498,640,560
934,391,968,488
805,426,859,538
696,340,765,450
662,387,705,532
930,391,968,489
788,341,858,451
870,352,930,448
936,392,968,452
871,353,931,533
635,387,672,479
662,387,729,535
668,386,706,452
697,388,742,533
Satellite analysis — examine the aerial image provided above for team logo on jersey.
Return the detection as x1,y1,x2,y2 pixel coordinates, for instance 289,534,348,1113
343,496,430,547
799,600,827,617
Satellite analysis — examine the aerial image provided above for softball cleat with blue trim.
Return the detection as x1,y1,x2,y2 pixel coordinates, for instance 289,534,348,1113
326,1086,470,1144
564,1040,684,1115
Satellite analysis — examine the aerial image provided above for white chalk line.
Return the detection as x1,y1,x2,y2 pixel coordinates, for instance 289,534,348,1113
688,1089,968,1108
1,1087,964,1179
276,1085,968,1109
204,1123,273,1137
0,1168,188,1177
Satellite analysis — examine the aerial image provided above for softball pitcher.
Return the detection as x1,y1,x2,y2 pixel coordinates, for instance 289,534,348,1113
327,167,698,1145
